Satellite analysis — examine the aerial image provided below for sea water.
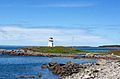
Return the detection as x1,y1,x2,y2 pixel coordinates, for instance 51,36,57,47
0,46,119,79
0,55,96,79
76,47,120,52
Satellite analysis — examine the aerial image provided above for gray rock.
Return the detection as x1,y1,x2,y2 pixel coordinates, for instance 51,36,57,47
96,59,107,65
61,61,120,79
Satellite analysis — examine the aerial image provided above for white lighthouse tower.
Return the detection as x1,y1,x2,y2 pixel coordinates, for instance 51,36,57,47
48,37,54,47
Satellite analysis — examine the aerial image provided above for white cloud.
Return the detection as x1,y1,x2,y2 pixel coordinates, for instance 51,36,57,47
0,26,109,46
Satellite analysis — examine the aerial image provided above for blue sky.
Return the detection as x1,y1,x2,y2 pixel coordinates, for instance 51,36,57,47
0,0,120,46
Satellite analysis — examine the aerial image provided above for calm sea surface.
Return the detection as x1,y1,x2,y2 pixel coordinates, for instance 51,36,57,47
0,46,119,79
76,47,120,52
0,55,96,79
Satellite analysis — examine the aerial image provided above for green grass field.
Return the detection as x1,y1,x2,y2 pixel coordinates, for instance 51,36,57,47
23,46,89,54
22,46,120,56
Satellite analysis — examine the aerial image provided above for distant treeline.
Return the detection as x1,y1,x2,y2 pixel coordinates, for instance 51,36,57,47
99,45,120,47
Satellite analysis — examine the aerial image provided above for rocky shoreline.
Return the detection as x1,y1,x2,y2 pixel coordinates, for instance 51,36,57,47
0,49,120,60
43,60,120,79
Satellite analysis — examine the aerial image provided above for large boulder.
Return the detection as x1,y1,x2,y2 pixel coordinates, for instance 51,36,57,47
48,62,57,67
48,61,85,77
48,62,64,74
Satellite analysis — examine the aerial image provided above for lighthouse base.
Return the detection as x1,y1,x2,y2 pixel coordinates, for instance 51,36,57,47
48,42,53,47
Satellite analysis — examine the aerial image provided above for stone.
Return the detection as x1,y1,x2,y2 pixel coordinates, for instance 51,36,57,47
41,64,48,69
93,70,99,73
67,61,75,65
96,59,107,65
48,62,57,67
61,61,120,79
18,75,35,78
37,73,42,78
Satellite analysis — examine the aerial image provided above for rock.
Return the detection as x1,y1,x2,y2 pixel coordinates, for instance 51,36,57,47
48,62,57,67
41,64,48,69
93,70,99,73
37,73,42,78
48,61,83,77
48,62,58,70
52,65,63,74
48,62,64,75
61,61,120,79
18,75,35,78
83,75,91,79
96,59,107,65
46,61,120,79
67,61,75,65
59,64,65,66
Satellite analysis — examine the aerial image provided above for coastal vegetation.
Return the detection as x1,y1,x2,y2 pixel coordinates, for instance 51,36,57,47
108,50,120,56
1,46,120,60
117,60,120,62
23,46,88,54
22,46,120,56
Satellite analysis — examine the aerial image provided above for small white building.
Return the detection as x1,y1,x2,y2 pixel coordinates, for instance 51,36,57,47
48,37,54,47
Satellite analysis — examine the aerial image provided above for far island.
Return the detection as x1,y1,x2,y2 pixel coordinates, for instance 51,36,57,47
99,45,120,48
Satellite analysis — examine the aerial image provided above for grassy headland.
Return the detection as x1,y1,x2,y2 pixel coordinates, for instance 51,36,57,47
22,46,120,55
1,46,119,59
22,46,88,54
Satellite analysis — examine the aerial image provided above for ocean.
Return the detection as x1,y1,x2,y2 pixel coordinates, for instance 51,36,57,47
0,46,119,79
76,47,120,52
0,55,97,79
0,45,26,50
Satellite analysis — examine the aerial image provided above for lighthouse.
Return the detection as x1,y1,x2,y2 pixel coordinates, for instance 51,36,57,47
48,37,54,47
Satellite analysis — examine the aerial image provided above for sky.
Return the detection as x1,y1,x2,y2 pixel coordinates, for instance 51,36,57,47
0,0,120,46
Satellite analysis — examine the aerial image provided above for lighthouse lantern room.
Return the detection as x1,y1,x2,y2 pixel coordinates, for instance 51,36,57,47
48,37,54,47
